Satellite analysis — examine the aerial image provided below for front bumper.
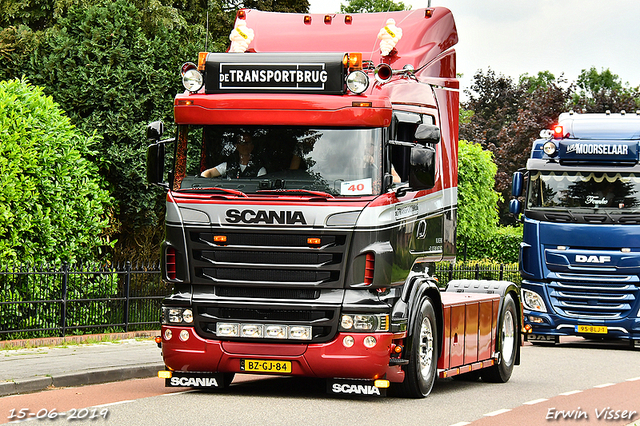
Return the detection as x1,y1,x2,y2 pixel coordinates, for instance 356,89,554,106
161,325,406,382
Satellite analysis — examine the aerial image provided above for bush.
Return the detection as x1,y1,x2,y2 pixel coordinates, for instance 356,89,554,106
0,78,114,264
457,226,522,264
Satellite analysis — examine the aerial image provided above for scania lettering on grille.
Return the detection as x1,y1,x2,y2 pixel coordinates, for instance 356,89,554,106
575,255,611,264
226,209,307,225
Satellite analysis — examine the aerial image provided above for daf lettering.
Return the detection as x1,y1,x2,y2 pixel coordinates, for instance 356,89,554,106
332,383,381,395
226,209,307,225
575,255,611,264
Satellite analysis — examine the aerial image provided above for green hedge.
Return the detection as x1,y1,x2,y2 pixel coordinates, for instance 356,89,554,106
457,226,522,264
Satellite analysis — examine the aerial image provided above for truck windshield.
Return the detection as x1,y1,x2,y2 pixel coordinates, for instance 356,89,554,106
173,125,383,196
527,171,640,211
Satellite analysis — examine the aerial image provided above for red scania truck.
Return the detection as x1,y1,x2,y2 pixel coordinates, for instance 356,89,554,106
147,7,521,398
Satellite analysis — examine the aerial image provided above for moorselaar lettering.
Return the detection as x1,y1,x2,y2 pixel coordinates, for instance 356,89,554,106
226,209,307,225
566,143,629,155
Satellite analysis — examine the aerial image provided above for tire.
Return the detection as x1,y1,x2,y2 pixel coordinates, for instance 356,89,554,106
396,297,438,398
482,294,518,383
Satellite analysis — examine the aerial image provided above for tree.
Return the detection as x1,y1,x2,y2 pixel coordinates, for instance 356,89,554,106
0,79,114,264
570,67,640,113
457,140,501,244
340,0,408,13
461,70,571,224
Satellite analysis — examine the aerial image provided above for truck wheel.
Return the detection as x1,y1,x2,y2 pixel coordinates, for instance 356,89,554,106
396,297,438,398
482,294,518,383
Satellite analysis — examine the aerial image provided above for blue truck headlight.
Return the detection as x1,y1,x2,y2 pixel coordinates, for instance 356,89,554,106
521,289,547,313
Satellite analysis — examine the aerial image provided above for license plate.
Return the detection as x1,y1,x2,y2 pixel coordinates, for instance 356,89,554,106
240,359,292,373
576,325,608,334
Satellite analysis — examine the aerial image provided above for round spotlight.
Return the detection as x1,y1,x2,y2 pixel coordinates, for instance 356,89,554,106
182,68,204,92
164,328,173,341
182,309,194,324
179,329,190,341
543,141,557,156
343,335,355,348
363,336,377,348
346,71,369,94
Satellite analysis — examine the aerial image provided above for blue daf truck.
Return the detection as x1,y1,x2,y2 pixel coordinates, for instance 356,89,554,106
511,111,640,348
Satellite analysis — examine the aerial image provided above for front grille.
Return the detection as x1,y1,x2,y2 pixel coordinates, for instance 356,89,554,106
549,278,639,320
189,229,347,288
215,287,320,299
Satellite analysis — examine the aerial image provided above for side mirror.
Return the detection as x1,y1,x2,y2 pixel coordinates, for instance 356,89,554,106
414,124,440,145
409,144,436,190
511,171,523,197
147,121,164,141
146,142,166,187
509,199,522,219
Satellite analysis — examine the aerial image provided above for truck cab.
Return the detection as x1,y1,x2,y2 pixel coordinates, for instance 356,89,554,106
148,8,521,397
511,111,640,348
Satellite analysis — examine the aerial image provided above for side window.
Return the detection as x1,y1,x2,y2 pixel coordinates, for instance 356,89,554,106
390,112,435,183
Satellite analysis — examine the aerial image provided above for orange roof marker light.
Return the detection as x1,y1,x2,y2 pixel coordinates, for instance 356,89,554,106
236,9,246,19
324,15,332,24
344,15,353,24
425,8,435,18
304,15,312,24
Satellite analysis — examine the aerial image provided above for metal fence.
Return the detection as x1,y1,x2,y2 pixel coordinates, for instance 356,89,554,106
0,262,166,340
0,262,520,341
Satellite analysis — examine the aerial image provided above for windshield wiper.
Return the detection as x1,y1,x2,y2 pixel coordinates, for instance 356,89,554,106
178,187,248,198
257,189,335,199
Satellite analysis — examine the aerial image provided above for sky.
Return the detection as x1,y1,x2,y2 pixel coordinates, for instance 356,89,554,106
308,0,640,98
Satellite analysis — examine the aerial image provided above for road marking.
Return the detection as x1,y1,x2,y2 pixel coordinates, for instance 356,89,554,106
161,390,199,396
626,377,640,382
484,408,511,417
92,400,134,407
524,398,548,405
594,383,615,388
448,422,471,426
559,390,582,396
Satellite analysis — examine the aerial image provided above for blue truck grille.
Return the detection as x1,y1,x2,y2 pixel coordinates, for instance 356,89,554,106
549,277,639,320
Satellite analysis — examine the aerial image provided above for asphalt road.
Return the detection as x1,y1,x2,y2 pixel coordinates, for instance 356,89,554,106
2,338,639,426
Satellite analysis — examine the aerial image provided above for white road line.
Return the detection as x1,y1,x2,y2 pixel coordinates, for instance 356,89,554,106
448,422,471,426
559,390,582,396
524,398,548,405
92,400,135,408
161,389,199,396
594,383,615,388
626,377,640,382
484,408,512,417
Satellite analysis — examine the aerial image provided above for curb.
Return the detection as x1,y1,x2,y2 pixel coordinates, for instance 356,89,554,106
0,331,160,350
0,363,164,397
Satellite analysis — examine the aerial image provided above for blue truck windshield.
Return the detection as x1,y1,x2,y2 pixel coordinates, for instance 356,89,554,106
174,125,383,196
527,171,640,211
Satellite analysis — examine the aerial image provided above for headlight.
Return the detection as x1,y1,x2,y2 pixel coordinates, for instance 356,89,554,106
346,71,369,94
339,314,389,332
182,68,204,92
543,141,557,156
521,289,547,312
163,307,195,325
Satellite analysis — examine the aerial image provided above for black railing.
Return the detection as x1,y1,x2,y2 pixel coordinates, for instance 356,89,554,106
0,262,520,340
0,262,166,340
